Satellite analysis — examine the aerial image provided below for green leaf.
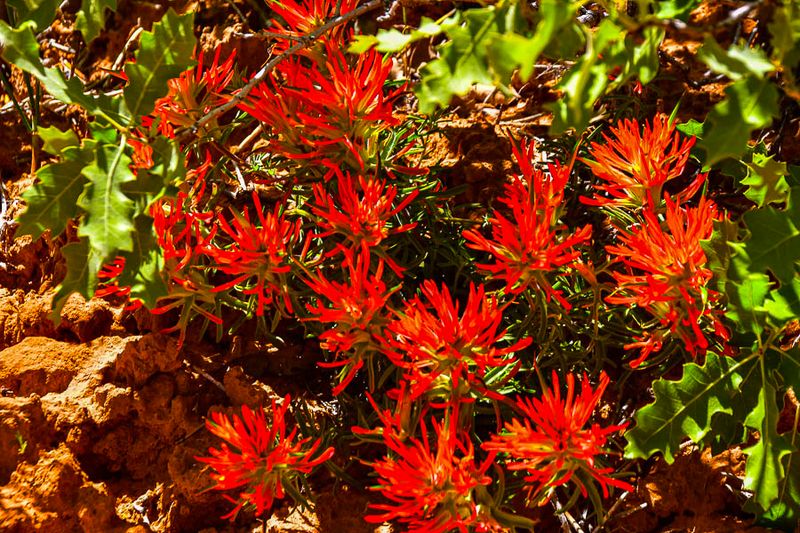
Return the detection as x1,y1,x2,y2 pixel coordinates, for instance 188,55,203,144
741,150,789,207
17,141,96,239
6,0,58,30
76,138,136,258
676,118,704,138
699,76,779,165
697,37,774,81
123,9,196,118
349,18,442,54
738,186,800,286
759,449,800,529
52,237,103,321
487,0,573,82
122,136,184,213
654,0,700,20
76,0,117,43
117,214,168,308
37,126,80,155
624,353,755,463
0,21,119,118
743,374,792,511
547,19,620,134
764,277,800,326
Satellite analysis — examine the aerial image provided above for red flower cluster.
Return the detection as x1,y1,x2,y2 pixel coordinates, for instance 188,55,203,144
605,196,729,365
197,396,334,519
310,170,418,274
201,192,300,316
381,281,531,402
581,115,705,208
240,44,400,170
483,371,631,503
266,0,360,58
463,140,591,309
304,252,399,394
145,47,237,138
364,414,500,533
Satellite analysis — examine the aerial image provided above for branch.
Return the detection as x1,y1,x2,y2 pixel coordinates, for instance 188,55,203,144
174,0,384,144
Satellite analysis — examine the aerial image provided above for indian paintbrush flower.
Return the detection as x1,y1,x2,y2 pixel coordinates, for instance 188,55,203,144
197,396,335,519
483,371,631,504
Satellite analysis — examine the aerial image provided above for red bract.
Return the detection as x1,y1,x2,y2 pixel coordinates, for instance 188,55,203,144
365,415,499,533
581,115,705,208
95,257,144,311
267,0,360,57
304,251,399,394
196,396,335,519
311,170,417,274
145,47,236,138
201,193,300,316
381,281,531,402
240,45,400,170
483,371,631,504
605,196,729,366
463,140,591,309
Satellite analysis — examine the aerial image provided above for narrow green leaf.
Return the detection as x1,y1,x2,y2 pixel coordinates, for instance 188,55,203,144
624,353,754,463
123,9,196,118
76,0,117,43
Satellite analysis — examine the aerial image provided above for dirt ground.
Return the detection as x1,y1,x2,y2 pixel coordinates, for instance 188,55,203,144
0,0,799,531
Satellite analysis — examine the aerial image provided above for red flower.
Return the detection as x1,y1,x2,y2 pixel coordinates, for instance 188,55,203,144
483,371,631,504
605,195,729,366
144,47,236,138
581,115,705,208
95,257,144,311
267,0,360,57
310,170,418,274
240,44,400,170
463,140,591,309
304,251,399,394
365,415,499,533
201,192,300,316
196,396,335,519
381,281,531,402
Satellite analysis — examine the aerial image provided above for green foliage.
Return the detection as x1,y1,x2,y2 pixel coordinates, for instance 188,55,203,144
738,187,800,287
53,238,100,319
741,147,790,207
742,371,792,512
17,133,96,239
0,21,123,122
76,0,118,43
123,9,196,118
699,77,779,165
624,353,752,463
76,137,136,258
5,0,57,30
